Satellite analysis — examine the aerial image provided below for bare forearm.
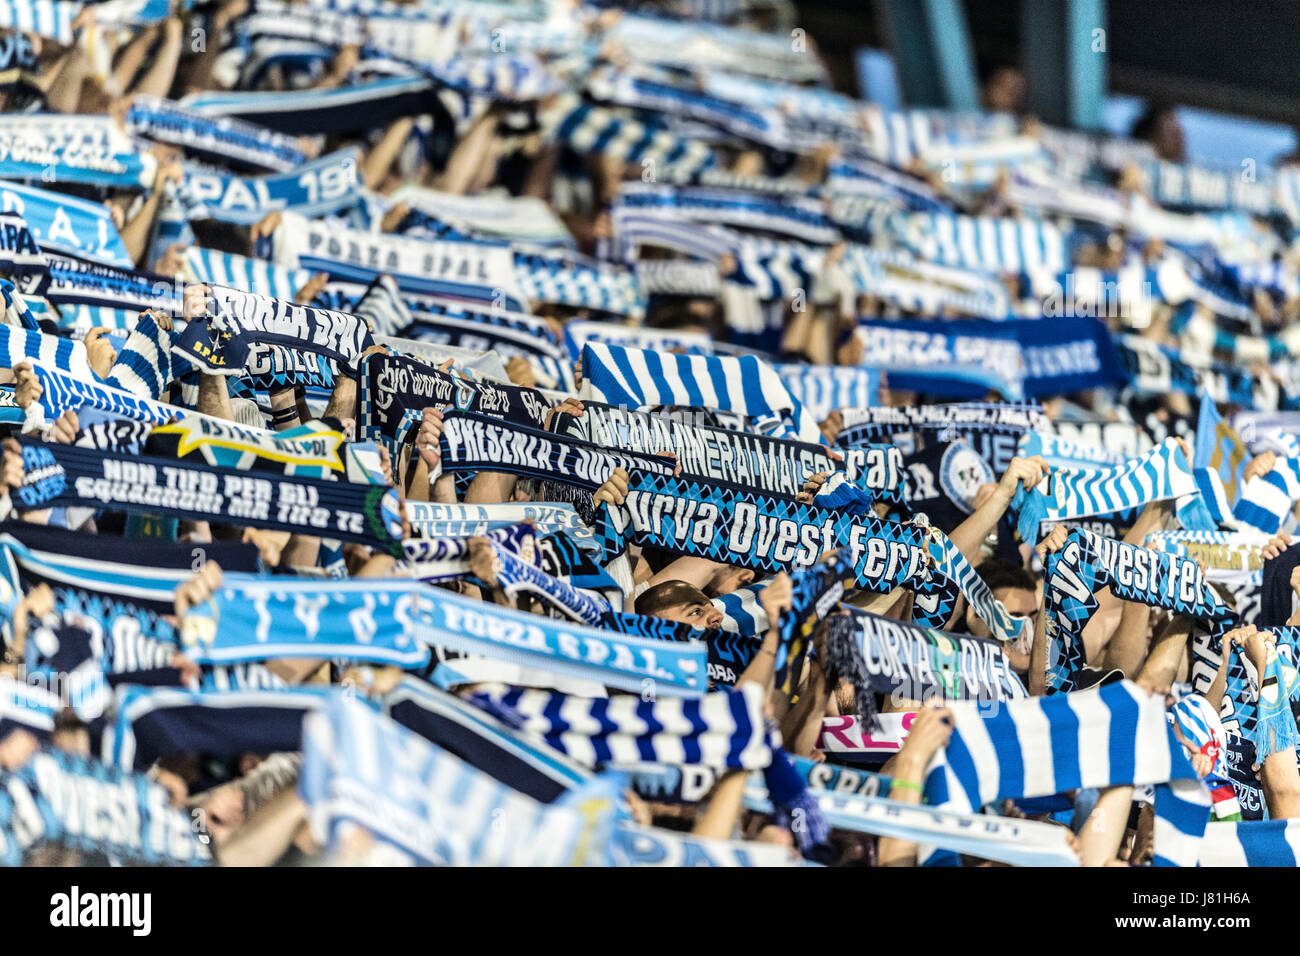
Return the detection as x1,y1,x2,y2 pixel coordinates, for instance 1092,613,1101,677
691,769,747,841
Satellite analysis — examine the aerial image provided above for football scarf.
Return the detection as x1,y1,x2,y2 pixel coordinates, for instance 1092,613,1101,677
921,680,1213,868
0,210,48,295
1042,528,1235,693
358,350,550,454
579,341,822,445
599,610,763,689
1232,455,1300,535
548,98,718,181
468,682,772,771
0,748,211,867
0,181,132,268
103,310,194,401
1009,438,1207,544
19,360,186,427
0,320,92,379
124,95,307,172
549,401,843,500
741,775,1081,867
180,74,439,135
399,311,571,390
818,713,916,763
480,539,612,627
838,402,1050,474
1168,692,1241,820
594,468,930,586
436,409,677,492
264,210,527,307
176,148,362,225
0,119,154,189
0,520,259,648
563,320,714,360
177,574,430,668
405,501,599,552
1018,430,1127,469
609,821,800,867
11,439,405,555
102,684,337,771
390,185,573,247
1198,819,1300,866
1248,641,1300,761
824,608,1027,731
173,284,374,377
853,316,1126,401
300,695,614,866
774,364,879,422
210,568,707,695
1145,529,1271,578
1119,335,1274,411
613,183,837,243
384,675,592,805
147,416,368,482
182,247,310,301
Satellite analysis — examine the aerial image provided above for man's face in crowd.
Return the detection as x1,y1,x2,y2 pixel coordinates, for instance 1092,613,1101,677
966,586,1037,639
656,598,724,630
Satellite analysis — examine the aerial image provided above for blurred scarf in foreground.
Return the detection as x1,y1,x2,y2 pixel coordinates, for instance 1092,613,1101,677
921,680,1212,867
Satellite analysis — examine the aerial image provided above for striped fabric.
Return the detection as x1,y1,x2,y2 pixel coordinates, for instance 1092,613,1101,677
921,681,1212,867
1012,438,1206,543
0,0,77,43
467,682,773,771
550,98,718,180
774,364,878,422
892,212,1068,276
183,247,310,301
1233,455,1300,534
1199,819,1300,866
0,321,93,378
579,341,823,444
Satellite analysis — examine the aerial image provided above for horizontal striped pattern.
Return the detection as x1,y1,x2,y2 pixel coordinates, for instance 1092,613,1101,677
922,681,1211,867
580,341,822,444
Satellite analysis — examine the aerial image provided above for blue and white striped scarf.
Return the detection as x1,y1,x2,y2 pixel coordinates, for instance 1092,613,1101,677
1010,438,1208,544
182,247,310,301
125,95,307,172
0,0,76,44
888,211,1068,276
548,97,718,180
922,681,1212,867
613,183,839,245
579,341,823,445
300,694,615,866
774,364,878,422
1233,457,1300,535
1198,819,1300,865
0,320,92,378
513,246,645,318
468,681,772,771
